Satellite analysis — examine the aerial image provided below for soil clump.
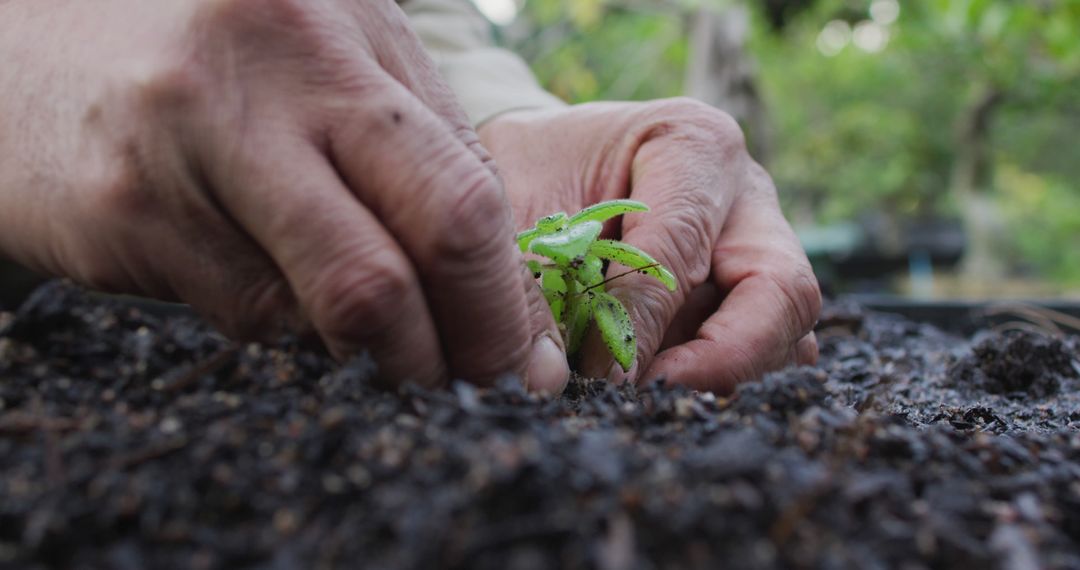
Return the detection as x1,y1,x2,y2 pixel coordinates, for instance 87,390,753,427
1,282,1079,569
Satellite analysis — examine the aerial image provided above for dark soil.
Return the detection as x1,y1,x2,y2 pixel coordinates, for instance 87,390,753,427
2,281,1080,569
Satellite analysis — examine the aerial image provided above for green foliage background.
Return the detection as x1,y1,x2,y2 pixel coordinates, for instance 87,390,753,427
500,0,1080,289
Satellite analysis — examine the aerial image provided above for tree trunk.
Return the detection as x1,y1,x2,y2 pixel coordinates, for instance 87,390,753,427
684,4,772,164
950,85,1005,291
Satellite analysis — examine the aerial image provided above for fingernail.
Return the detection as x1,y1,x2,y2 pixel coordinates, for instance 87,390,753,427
527,334,569,394
795,332,819,366
605,360,636,385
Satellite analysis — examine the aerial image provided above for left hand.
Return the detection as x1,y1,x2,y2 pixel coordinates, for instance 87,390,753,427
479,99,821,393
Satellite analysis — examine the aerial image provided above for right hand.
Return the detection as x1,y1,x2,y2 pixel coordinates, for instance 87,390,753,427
481,102,820,394
0,0,568,391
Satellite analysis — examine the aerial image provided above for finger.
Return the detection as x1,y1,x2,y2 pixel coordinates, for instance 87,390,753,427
654,289,816,366
327,75,563,386
657,282,721,352
161,206,302,342
203,136,447,387
794,332,819,366
643,172,822,394
351,0,496,172
68,131,305,343
578,108,737,381
520,263,570,393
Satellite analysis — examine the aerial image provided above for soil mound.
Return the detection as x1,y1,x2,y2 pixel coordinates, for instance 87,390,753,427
2,282,1079,569
950,331,1077,398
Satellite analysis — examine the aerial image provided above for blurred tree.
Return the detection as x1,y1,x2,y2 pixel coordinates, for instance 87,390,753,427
685,3,772,161
497,0,1080,289
922,0,1080,283
505,0,774,156
758,0,821,30
503,0,688,103
754,0,1080,288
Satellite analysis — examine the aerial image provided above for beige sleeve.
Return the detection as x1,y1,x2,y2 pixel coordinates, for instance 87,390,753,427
400,0,565,127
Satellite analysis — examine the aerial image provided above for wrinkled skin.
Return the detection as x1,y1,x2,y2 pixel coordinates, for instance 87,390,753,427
0,0,568,391
481,101,822,394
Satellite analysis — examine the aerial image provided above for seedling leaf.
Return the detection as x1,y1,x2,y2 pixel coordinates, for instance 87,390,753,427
517,212,569,251
518,199,678,373
564,290,592,355
540,268,567,321
528,220,602,265
517,228,541,252
576,254,604,287
537,212,569,232
589,240,677,291
567,199,649,226
592,290,636,372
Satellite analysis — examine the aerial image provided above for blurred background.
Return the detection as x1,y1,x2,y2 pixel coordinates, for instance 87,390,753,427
472,0,1080,300
1,0,1076,312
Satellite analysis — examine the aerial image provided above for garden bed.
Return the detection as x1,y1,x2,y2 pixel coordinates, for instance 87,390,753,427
1,281,1079,569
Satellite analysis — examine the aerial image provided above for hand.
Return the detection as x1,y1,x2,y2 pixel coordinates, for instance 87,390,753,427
0,0,568,391
479,99,821,393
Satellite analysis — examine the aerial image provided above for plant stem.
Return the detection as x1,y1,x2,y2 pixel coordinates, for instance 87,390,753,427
578,263,661,295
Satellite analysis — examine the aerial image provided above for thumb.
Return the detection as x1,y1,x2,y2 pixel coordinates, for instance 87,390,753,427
578,108,735,382
520,263,570,393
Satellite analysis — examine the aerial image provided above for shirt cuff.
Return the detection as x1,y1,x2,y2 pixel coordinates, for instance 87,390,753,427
402,0,566,127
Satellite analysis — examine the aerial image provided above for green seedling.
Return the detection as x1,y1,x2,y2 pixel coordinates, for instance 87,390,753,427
517,200,677,373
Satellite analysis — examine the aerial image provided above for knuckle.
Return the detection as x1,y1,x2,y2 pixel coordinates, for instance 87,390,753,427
201,0,311,31
87,154,147,219
127,53,208,118
770,263,822,336
430,169,510,264
307,254,415,339
223,277,296,340
643,97,748,158
652,202,717,284
646,96,714,119
744,160,781,201
451,121,498,174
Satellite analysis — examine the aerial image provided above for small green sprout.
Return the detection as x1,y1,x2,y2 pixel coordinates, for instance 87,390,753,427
517,200,677,373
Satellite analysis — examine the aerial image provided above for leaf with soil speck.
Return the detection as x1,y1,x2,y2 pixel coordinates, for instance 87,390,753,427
592,290,635,372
